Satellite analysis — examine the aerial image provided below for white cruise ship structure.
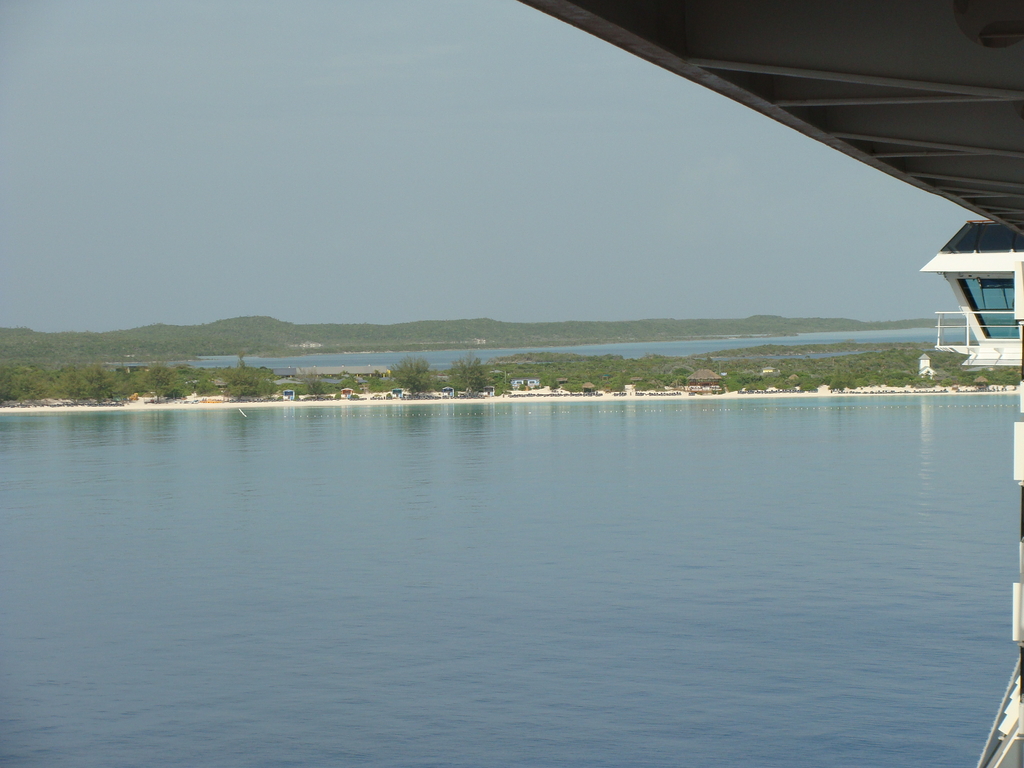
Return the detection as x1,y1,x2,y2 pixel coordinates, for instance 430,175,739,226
924,221,1024,768
923,221,1024,368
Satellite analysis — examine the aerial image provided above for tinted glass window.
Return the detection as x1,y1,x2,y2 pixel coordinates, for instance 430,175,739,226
961,277,1013,309
941,223,980,252
960,277,1017,338
978,223,1017,252
1015,231,1024,252
978,317,1019,338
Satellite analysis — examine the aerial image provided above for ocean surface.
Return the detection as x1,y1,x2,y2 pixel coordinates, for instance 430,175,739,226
0,394,1017,767
185,327,936,369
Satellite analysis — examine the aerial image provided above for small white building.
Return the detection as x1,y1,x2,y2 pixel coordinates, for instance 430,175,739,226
510,377,541,390
918,354,937,379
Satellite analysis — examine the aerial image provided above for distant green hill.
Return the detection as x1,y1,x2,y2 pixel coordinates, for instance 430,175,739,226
0,315,934,366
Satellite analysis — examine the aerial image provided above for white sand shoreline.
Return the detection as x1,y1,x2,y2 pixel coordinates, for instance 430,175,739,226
1,386,1015,415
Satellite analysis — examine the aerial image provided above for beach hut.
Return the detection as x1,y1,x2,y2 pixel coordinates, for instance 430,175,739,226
441,387,455,398
510,377,541,390
581,382,596,392
340,388,354,399
686,369,723,393
974,376,989,390
282,389,296,401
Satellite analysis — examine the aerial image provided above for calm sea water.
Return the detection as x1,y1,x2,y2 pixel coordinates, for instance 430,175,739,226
0,395,1017,767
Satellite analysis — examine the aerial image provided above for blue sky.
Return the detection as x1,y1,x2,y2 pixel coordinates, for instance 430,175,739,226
0,1,970,332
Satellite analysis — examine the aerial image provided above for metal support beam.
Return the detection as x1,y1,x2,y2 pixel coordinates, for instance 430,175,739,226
775,95,1015,107
907,173,1024,193
936,188,1024,199
833,133,1024,161
872,151,988,159
686,58,1024,100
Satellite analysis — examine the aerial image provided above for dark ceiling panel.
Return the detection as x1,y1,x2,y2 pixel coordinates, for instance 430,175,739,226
517,0,1024,232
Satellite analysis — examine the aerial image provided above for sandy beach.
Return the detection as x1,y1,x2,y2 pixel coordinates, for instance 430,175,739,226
1,385,1015,415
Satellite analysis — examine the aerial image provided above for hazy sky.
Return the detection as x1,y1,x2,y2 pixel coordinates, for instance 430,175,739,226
0,1,971,332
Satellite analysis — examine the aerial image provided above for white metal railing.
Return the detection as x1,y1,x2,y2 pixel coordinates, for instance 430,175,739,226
935,311,1023,367
936,311,969,348
935,310,1019,349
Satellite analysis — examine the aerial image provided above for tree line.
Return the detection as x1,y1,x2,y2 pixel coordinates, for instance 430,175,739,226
0,345,1016,403
0,361,279,402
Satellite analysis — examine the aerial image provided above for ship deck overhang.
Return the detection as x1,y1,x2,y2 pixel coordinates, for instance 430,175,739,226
516,0,1024,233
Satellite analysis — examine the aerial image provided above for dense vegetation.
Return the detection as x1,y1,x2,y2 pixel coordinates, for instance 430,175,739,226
0,361,281,402
0,343,1014,404
0,315,933,366
484,346,1012,393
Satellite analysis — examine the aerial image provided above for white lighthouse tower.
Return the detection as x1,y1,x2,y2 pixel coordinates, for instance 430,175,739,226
922,221,1024,768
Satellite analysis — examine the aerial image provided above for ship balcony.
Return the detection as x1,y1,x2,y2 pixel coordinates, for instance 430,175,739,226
935,311,1022,366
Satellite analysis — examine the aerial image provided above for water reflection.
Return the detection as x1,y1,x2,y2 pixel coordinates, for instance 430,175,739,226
919,403,935,503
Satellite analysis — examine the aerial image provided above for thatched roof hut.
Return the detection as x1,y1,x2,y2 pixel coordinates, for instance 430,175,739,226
686,369,723,393
687,369,722,382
